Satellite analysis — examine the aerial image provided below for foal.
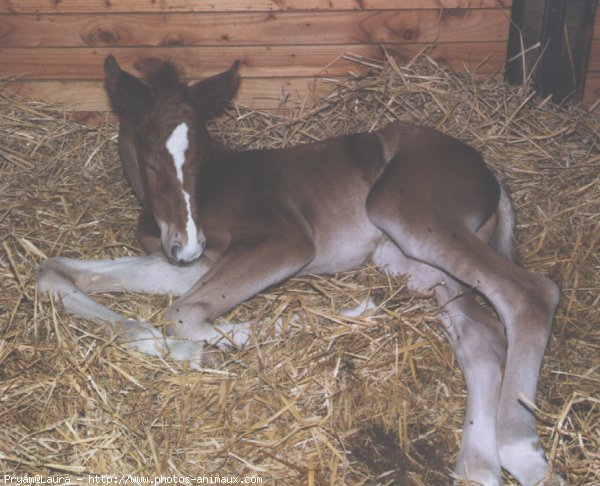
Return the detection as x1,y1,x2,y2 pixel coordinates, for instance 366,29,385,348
37,56,563,486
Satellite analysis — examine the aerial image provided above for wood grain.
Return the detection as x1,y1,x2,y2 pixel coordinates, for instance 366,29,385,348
0,0,513,14
5,78,335,112
0,2,521,113
0,10,511,48
0,43,508,80
583,72,600,105
585,1,599,96
588,39,600,71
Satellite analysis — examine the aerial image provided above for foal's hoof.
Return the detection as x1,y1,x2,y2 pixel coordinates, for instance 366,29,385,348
499,439,563,486
544,472,565,486
452,473,502,486
164,338,230,369
198,344,230,368
164,338,204,369
453,458,502,486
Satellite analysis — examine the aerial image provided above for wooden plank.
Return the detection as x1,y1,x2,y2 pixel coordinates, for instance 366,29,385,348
0,10,511,48
0,43,508,80
0,0,513,14
4,67,509,119
587,39,600,71
583,71,600,106
4,78,337,112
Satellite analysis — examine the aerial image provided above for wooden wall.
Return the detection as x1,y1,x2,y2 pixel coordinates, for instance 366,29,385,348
0,1,516,115
0,0,540,117
584,4,600,106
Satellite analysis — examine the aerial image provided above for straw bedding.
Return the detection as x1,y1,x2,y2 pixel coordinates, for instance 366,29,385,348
1,53,599,485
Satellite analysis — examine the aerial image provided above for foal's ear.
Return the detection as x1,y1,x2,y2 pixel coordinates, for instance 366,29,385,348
189,61,241,118
104,55,152,119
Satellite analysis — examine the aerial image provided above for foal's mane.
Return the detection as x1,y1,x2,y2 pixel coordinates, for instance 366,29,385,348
136,58,184,94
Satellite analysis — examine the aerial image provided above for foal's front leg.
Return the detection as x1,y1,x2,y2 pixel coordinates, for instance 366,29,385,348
36,253,210,364
165,235,315,341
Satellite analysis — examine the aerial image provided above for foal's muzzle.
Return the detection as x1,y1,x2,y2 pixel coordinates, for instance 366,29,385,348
158,220,207,266
167,239,206,266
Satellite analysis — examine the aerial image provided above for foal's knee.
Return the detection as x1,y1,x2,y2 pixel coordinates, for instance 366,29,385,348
523,273,559,325
536,273,560,314
165,302,209,339
504,272,560,349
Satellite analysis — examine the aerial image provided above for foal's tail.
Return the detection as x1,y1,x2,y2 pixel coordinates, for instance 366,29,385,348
489,182,521,265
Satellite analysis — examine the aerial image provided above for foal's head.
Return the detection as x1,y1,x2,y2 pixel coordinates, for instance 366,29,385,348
104,56,240,265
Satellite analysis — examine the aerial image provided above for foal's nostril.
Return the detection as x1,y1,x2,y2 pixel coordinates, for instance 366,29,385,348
170,244,181,260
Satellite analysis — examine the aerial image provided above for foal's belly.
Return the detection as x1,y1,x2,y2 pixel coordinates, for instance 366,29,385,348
301,216,383,275
300,214,446,294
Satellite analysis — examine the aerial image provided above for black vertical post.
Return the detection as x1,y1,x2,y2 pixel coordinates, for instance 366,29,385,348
505,0,598,103
537,0,568,98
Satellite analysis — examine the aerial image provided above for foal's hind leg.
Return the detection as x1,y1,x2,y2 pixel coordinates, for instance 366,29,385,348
436,279,507,485
377,244,506,485
369,205,561,485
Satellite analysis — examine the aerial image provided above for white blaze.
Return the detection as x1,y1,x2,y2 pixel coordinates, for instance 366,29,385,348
165,123,201,260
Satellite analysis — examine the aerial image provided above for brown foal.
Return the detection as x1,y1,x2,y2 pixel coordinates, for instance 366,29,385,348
37,56,563,486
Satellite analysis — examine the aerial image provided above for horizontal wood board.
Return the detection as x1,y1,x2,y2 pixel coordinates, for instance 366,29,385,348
0,1,519,112
0,10,511,47
0,1,512,14
0,44,508,80
583,4,600,105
